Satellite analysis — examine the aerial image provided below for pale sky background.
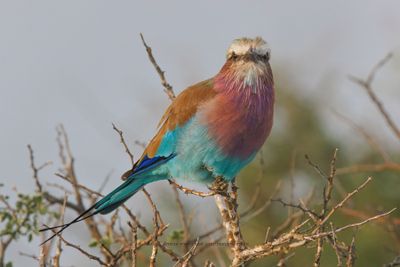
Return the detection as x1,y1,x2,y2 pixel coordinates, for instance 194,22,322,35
1,1,399,266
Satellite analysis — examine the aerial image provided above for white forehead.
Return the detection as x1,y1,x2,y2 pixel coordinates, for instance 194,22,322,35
227,37,270,57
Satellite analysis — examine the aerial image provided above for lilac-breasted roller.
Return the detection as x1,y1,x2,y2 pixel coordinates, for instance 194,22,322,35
41,37,275,243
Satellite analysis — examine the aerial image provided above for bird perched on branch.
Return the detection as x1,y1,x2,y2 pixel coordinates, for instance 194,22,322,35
41,37,275,244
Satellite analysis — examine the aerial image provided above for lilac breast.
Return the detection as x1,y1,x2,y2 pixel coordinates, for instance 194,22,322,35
201,85,274,160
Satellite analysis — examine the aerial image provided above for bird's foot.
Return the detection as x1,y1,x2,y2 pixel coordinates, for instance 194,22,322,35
208,177,229,195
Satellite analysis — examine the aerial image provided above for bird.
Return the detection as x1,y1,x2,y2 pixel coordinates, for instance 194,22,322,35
40,36,275,244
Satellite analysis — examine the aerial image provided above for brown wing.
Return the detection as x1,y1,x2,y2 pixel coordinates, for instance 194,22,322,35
121,78,217,180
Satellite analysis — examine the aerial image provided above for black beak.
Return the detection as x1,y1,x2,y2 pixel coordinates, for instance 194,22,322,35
243,53,258,62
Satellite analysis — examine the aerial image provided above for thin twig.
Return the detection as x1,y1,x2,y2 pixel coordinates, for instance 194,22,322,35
52,195,67,267
46,225,109,267
322,148,338,216
27,145,43,193
140,33,176,101
332,110,391,162
305,154,328,178
231,209,395,266
384,255,400,267
171,186,191,254
318,177,373,227
330,222,343,267
336,163,400,175
128,222,137,267
271,198,319,220
142,188,163,267
178,238,200,267
346,236,356,267
348,52,400,140
112,123,135,167
168,179,216,197
316,208,396,238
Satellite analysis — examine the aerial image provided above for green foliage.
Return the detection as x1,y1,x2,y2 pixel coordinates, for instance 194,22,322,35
88,236,112,248
0,186,57,243
167,229,184,242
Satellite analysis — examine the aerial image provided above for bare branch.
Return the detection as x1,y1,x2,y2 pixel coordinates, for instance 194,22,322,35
112,123,135,167
271,198,319,220
328,208,396,235
47,225,109,267
336,163,400,175
346,236,356,267
231,209,395,266
212,178,246,264
305,154,328,178
168,179,217,197
55,126,111,261
128,221,137,267
52,195,67,267
171,185,191,254
332,110,392,162
27,145,46,193
384,255,400,267
319,177,373,227
142,188,163,267
179,238,200,267
322,148,338,216
366,52,393,84
313,233,323,267
330,222,343,267
140,33,176,101
123,205,150,236
348,52,400,140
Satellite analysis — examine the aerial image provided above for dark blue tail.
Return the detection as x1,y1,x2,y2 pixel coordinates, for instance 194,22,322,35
39,154,175,245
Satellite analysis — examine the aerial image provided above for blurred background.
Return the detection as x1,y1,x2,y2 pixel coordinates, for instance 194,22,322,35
0,1,399,266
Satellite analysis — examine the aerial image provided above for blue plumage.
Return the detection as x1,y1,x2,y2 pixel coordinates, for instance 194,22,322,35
95,153,176,214
155,117,256,182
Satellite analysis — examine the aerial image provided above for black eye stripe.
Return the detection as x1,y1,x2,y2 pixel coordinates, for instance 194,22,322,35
229,52,239,61
228,51,270,61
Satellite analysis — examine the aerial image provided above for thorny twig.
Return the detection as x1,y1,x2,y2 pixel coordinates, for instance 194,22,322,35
168,179,217,198
231,208,395,266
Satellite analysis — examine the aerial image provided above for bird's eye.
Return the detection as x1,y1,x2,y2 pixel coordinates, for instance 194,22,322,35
262,52,270,61
230,52,238,60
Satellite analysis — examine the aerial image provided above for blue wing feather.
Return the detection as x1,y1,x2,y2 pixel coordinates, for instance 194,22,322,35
94,153,175,212
133,155,170,173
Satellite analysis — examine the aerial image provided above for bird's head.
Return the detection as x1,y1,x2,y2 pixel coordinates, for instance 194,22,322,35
217,37,273,90
226,37,270,63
